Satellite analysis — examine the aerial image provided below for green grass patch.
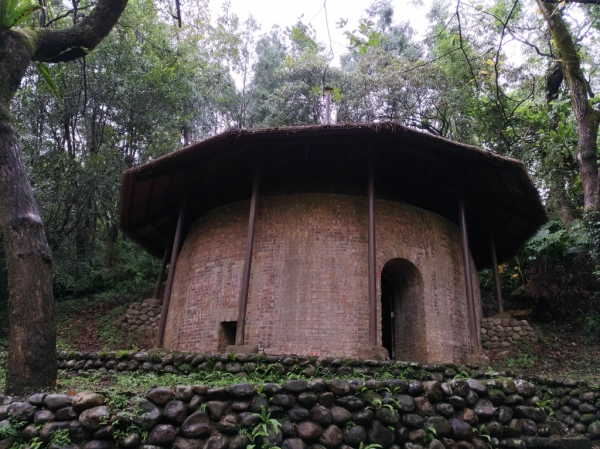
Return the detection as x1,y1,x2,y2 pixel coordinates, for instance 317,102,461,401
53,363,430,397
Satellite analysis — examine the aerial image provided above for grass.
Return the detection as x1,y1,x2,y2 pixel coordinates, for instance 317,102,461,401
506,353,537,369
54,292,152,351
488,321,600,382
52,363,431,397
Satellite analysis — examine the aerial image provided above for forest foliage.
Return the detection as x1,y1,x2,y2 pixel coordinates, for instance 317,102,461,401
0,0,599,326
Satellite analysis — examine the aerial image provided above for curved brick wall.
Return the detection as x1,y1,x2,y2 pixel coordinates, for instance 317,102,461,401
164,194,481,363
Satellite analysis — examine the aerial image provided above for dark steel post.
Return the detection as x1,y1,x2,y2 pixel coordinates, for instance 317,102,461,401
490,236,504,314
157,200,186,348
235,163,261,345
153,243,171,299
368,160,377,347
459,198,479,350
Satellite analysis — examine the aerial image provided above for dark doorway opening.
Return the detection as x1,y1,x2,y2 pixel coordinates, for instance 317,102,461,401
218,321,237,352
381,258,425,361
381,275,395,358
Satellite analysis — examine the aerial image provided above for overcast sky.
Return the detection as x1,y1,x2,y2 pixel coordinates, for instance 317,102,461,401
212,0,432,66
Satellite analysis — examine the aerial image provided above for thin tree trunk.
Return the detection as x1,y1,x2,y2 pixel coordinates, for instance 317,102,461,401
544,62,577,223
104,222,119,268
537,0,600,211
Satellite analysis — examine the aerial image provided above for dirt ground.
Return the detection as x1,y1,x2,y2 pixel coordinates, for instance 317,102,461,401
485,321,600,382
56,295,155,352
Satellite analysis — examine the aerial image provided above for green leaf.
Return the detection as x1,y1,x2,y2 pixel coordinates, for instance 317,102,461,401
36,62,62,102
1,0,40,29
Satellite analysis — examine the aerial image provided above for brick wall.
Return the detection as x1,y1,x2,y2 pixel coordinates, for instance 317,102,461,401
164,194,481,363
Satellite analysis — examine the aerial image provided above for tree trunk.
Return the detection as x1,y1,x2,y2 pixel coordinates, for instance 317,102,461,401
104,222,119,268
544,62,577,223
0,0,128,394
537,0,600,212
0,31,57,394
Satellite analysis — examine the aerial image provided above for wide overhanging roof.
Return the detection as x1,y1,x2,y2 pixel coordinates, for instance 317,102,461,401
119,122,547,268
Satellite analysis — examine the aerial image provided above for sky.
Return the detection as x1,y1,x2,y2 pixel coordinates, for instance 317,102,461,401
212,0,432,66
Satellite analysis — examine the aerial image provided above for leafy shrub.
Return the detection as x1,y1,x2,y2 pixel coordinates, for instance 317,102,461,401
507,353,536,369
513,220,600,321
53,237,159,299
584,314,600,341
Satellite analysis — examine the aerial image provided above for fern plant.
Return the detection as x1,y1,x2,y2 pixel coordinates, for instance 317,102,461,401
0,0,40,30
243,406,283,449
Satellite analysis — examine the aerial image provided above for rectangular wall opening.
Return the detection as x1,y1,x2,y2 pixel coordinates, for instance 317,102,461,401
218,321,237,352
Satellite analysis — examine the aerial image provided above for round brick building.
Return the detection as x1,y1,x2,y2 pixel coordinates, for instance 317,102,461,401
120,123,546,363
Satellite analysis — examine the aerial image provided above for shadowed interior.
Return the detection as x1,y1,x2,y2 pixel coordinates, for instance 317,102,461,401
381,258,426,361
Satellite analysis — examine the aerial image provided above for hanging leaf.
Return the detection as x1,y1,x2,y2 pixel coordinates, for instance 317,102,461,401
36,62,62,102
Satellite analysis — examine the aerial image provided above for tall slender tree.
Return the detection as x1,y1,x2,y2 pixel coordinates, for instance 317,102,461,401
536,0,600,212
0,0,128,394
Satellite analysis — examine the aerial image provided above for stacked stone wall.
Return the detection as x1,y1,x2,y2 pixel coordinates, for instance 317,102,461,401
2,359,599,449
117,299,162,334
480,318,537,350
480,292,534,320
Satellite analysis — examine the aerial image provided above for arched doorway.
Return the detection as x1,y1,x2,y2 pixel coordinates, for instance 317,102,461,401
381,258,426,361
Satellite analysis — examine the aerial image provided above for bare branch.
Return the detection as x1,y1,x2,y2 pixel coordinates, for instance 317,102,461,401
399,48,462,74
540,0,600,4
508,32,555,58
492,0,519,123
462,2,555,58
44,5,93,28
175,0,182,28
456,0,478,83
413,13,457,48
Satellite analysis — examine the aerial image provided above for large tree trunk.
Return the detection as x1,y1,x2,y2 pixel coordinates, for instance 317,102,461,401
0,0,128,394
0,31,57,394
537,0,600,212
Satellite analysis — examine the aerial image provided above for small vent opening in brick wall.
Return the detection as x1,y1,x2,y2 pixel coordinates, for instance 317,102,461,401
218,321,237,352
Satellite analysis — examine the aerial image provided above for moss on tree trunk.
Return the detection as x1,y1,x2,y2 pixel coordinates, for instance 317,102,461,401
0,0,128,394
537,0,600,212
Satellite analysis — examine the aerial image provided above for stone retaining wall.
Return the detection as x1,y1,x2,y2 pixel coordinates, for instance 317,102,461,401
115,309,535,356
57,350,464,378
480,318,537,350
481,293,523,319
0,373,598,449
117,299,162,334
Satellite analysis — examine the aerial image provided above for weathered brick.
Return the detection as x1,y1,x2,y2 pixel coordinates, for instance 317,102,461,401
163,194,481,363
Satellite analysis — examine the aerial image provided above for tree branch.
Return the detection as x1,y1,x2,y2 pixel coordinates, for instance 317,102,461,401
462,2,555,58
540,0,600,3
456,0,478,84
175,0,182,28
44,5,93,28
398,48,462,74
30,0,128,63
492,0,519,124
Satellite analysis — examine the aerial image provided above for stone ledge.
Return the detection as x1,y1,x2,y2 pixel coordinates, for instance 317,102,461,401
224,344,258,354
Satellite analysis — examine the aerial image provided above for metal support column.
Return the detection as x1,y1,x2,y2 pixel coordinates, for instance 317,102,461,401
156,200,186,348
153,243,171,300
368,160,377,347
459,198,479,350
490,235,504,314
235,163,261,345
